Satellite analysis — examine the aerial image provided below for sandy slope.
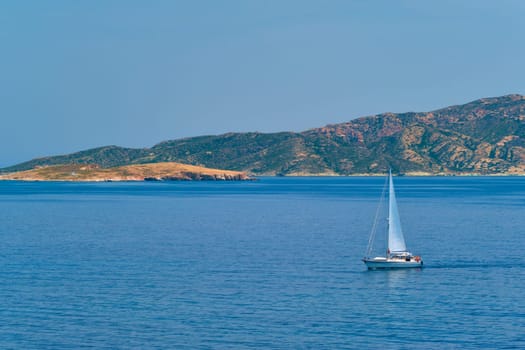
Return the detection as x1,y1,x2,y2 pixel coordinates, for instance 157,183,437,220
0,162,251,181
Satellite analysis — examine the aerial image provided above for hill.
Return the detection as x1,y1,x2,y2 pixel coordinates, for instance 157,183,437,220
0,162,250,182
2,94,525,175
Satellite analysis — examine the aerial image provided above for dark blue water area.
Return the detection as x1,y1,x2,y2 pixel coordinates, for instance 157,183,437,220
0,177,524,349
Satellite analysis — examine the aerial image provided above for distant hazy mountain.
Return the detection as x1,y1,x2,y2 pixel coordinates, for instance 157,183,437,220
3,94,525,175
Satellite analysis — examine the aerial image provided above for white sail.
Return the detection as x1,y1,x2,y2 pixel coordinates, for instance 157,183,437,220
363,170,423,269
388,172,407,253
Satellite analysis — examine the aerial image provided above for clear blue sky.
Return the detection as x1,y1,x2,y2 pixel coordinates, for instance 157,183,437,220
1,0,524,167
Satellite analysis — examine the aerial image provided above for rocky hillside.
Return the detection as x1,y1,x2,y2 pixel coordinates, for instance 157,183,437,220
0,162,251,182
2,94,525,175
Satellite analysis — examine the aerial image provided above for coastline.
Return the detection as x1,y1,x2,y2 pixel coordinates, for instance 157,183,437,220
262,172,525,177
2,173,524,182
1,162,524,182
0,163,252,182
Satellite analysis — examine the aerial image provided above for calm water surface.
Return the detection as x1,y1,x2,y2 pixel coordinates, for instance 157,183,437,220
0,177,524,349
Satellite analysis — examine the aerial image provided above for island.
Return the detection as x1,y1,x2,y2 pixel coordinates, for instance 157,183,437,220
2,94,525,176
0,162,252,182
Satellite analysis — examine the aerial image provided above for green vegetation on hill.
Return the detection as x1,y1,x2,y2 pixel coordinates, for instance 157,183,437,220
3,94,525,175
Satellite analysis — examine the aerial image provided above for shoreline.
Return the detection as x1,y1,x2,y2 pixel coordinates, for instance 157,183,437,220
2,173,525,182
0,162,253,182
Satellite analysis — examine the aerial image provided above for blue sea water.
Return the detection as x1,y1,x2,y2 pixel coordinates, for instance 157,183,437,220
0,177,524,349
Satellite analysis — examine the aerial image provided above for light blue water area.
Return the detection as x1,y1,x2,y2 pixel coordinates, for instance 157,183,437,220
0,177,524,349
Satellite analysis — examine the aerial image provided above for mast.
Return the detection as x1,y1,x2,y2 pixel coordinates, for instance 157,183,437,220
387,169,407,255
366,175,388,258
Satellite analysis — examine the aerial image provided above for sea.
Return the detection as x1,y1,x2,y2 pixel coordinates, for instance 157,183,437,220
0,176,524,349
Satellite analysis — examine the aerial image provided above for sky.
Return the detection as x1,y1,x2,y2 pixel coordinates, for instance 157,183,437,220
1,0,524,167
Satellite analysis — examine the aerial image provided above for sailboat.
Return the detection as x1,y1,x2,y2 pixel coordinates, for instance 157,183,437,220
362,170,423,269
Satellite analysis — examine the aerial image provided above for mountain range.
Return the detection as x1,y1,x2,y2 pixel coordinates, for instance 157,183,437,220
2,94,525,175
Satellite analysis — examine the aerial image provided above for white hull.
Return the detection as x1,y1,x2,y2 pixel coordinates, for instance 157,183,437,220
363,258,423,269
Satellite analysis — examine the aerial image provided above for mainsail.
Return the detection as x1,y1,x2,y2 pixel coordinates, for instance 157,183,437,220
388,171,407,253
